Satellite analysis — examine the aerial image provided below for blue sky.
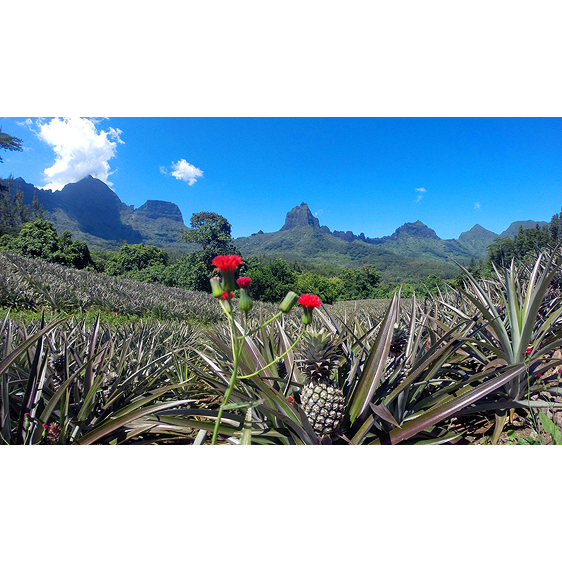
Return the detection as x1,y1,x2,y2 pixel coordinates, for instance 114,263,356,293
1,117,561,240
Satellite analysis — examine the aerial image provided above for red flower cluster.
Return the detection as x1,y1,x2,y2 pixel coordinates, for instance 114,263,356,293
286,396,295,404
525,346,533,354
298,294,322,309
212,255,244,272
220,291,234,300
236,277,252,289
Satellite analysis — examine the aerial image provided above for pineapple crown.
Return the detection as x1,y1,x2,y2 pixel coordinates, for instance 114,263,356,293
296,331,341,382
389,323,408,357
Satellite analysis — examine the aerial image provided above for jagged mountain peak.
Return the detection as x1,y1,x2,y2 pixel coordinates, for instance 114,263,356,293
280,202,320,231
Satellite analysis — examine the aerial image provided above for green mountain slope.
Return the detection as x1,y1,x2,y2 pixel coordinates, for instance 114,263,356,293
236,225,460,281
12,176,192,252
366,220,476,262
499,220,549,238
457,224,499,257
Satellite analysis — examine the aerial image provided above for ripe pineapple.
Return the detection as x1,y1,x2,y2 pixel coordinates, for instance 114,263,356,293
296,332,345,438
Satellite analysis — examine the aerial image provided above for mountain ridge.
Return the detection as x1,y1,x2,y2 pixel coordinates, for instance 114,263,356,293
11,175,192,252
4,177,552,276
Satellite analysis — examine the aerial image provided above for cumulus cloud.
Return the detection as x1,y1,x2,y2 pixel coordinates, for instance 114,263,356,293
474,202,481,209
34,117,123,191
162,159,204,186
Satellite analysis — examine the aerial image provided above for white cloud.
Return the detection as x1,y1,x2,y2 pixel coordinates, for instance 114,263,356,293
166,158,204,185
474,202,481,209
414,187,426,202
16,118,33,128
314,209,323,217
36,117,123,191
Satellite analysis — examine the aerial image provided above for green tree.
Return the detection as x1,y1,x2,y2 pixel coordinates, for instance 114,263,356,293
413,274,446,298
32,193,45,219
6,219,61,260
104,243,169,276
487,236,516,267
487,225,552,269
0,175,44,236
182,212,238,263
176,211,241,292
125,264,170,286
165,253,211,292
59,232,93,269
296,271,342,304
338,264,381,301
5,220,94,269
0,128,23,164
245,258,299,303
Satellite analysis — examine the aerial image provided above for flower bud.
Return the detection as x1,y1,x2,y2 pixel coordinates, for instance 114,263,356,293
279,291,299,313
220,291,233,314
301,309,313,325
239,289,253,312
210,276,224,298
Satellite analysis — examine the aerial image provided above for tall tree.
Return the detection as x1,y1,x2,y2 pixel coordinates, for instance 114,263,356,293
550,213,561,240
182,211,239,267
0,128,23,164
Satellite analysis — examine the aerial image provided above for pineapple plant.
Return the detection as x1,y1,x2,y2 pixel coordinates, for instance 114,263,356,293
389,323,408,357
296,331,345,440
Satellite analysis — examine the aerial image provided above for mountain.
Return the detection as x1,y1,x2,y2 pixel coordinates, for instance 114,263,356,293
280,202,321,230
236,225,461,281
12,176,192,252
499,220,549,239
362,220,475,263
5,177,555,279
376,220,440,241
236,203,463,281
457,224,499,257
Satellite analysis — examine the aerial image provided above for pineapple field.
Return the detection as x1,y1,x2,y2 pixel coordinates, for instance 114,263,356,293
2,248,562,445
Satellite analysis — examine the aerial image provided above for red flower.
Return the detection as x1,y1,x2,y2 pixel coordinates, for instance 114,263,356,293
236,277,252,289
526,346,533,354
220,291,234,300
298,294,322,309
212,255,244,272
537,373,542,378
287,396,295,404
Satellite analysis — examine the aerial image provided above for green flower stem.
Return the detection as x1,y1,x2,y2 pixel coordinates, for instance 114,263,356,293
238,328,305,380
210,297,300,443
211,304,242,445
